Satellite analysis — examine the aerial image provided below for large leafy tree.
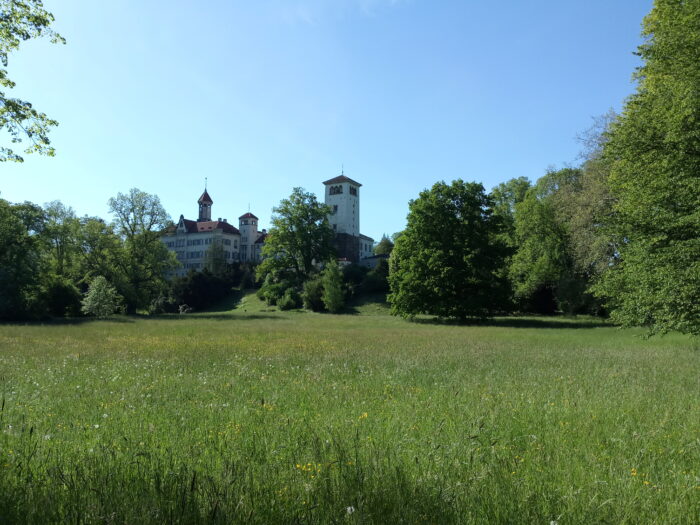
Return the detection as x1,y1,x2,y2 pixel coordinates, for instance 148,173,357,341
108,188,175,312
1,0,65,162
388,180,508,320
0,198,46,318
594,0,700,334
256,187,334,283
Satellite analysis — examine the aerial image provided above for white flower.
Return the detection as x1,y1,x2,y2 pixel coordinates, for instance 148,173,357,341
346,506,355,515
94,424,100,429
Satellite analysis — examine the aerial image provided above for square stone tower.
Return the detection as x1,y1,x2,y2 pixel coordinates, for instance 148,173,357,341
323,174,362,262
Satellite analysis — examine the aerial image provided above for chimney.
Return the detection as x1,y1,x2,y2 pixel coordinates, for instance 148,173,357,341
223,218,228,223
218,217,222,222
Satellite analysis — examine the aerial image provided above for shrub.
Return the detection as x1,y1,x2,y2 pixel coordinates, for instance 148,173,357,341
81,276,121,318
302,276,325,312
44,277,82,317
322,261,345,313
278,288,301,310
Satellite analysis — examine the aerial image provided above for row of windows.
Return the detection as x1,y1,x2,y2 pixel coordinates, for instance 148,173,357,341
167,238,238,249
329,185,358,196
362,242,372,252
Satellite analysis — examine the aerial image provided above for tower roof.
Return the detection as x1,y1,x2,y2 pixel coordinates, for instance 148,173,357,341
198,190,213,204
239,212,259,220
323,175,362,187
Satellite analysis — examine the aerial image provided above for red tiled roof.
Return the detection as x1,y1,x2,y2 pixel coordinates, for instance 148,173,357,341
198,190,213,204
254,232,268,244
179,218,240,235
323,175,362,187
239,212,259,220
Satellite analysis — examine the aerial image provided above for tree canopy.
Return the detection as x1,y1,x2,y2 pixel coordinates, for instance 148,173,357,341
256,187,334,284
388,180,508,320
1,0,64,162
593,0,700,334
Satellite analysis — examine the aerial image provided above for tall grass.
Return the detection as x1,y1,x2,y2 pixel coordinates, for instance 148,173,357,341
0,303,698,523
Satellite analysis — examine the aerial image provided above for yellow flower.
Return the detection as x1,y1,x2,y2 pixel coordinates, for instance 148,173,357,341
359,412,368,420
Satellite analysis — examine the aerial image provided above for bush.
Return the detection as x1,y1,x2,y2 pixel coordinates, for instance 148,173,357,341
322,261,345,313
81,276,121,318
361,259,390,294
278,288,301,310
44,277,82,317
302,276,325,312
171,269,232,311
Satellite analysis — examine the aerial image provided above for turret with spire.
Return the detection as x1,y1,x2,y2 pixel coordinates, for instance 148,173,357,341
197,181,213,222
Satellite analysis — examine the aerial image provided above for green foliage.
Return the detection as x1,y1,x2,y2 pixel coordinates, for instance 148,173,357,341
510,169,602,315
81,276,120,318
170,269,236,312
43,275,81,317
277,288,301,311
373,234,394,256
490,176,531,249
0,198,45,319
108,188,176,313
256,188,334,284
322,261,344,313
389,180,508,320
204,241,228,276
361,259,390,294
593,0,700,334
0,0,65,162
302,275,325,312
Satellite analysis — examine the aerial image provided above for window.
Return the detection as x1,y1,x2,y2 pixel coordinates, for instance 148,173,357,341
332,205,338,215
329,185,344,195
332,224,337,231
350,186,357,196
234,240,238,248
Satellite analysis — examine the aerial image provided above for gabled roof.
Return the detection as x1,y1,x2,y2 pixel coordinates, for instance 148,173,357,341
198,190,213,204
254,232,268,244
178,217,240,235
358,233,374,241
239,212,259,220
322,175,362,187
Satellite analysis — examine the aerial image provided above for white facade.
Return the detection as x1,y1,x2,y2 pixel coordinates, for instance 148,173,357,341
325,178,360,237
323,174,373,262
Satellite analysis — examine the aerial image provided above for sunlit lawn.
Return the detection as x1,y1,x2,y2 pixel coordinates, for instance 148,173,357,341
0,295,698,523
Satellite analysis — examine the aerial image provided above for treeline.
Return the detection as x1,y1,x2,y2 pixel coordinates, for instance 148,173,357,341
391,0,700,335
0,189,252,320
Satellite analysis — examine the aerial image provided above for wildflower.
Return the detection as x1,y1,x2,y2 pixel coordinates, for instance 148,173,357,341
346,506,356,515
94,424,100,429
359,412,368,420
630,468,637,476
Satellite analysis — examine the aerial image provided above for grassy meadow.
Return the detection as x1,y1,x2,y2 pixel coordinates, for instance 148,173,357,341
0,294,698,524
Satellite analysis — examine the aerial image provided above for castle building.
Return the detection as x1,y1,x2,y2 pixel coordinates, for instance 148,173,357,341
160,189,266,277
161,174,373,276
323,174,374,263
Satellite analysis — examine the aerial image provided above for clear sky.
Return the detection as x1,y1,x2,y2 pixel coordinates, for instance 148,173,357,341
2,0,652,241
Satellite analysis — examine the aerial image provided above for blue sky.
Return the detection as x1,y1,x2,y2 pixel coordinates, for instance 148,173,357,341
2,0,651,241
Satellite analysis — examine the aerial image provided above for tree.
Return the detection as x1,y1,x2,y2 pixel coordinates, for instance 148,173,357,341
1,0,65,162
108,188,176,312
373,234,394,256
0,198,45,318
490,176,531,249
322,261,344,313
509,168,602,315
256,187,334,284
593,0,700,334
81,276,120,318
388,180,508,320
